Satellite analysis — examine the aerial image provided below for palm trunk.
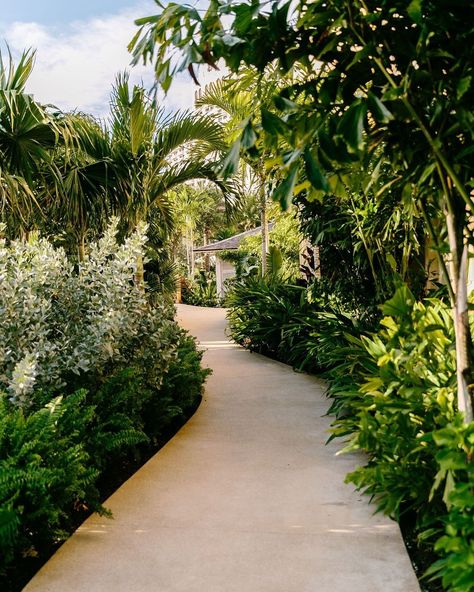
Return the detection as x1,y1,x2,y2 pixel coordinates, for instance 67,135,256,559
78,235,86,262
260,174,269,276
190,226,195,278
453,246,473,422
204,228,210,273
445,204,474,423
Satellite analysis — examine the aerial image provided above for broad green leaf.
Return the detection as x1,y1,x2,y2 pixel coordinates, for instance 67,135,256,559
367,92,393,123
457,75,472,100
337,102,367,153
261,108,288,136
328,174,348,198
273,95,297,111
272,166,298,210
433,427,460,447
407,0,423,25
221,34,243,47
220,140,241,177
240,119,257,149
382,286,415,317
304,149,330,192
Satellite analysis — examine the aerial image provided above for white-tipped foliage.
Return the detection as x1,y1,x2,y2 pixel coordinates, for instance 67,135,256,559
0,219,176,406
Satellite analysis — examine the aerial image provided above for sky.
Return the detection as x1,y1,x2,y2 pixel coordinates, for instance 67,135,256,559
0,0,220,118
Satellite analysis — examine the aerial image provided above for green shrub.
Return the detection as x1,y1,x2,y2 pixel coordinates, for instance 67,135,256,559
143,330,211,440
226,275,307,359
181,272,220,307
0,220,178,407
334,287,457,522
427,420,474,592
0,392,101,571
0,224,211,587
226,275,368,372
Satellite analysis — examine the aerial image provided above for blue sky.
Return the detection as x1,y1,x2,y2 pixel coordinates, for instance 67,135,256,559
0,0,219,117
0,0,151,25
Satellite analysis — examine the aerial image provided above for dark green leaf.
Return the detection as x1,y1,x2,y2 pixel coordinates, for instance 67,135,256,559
304,149,330,192
367,92,393,123
220,140,241,177
261,108,288,136
337,102,367,153
319,75,340,106
240,119,257,150
273,95,297,112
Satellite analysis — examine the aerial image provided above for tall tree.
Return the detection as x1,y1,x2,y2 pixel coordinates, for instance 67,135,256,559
196,72,288,273
131,0,474,421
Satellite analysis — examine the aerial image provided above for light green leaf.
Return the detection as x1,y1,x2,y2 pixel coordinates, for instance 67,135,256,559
381,286,415,317
272,166,298,210
407,0,423,25
457,75,472,100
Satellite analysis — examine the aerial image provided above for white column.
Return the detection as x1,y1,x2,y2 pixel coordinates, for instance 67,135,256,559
216,256,223,298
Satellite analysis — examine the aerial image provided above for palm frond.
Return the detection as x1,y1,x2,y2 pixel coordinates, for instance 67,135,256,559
0,47,35,92
154,111,226,167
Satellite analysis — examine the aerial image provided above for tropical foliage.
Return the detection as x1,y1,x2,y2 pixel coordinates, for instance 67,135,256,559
0,50,216,590
132,0,474,420
0,222,209,588
226,276,473,590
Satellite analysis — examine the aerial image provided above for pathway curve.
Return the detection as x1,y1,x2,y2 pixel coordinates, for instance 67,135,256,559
24,305,419,592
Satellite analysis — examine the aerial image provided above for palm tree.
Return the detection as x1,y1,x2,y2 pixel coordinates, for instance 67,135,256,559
0,49,59,235
107,73,229,284
43,113,114,259
46,73,229,276
195,69,287,274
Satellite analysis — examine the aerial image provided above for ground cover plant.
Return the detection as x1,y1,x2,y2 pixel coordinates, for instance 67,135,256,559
0,223,209,591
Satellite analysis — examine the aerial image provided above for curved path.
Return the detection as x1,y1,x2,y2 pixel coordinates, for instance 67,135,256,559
24,305,419,592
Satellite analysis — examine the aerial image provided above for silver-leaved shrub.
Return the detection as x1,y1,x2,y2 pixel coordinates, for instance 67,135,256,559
0,219,177,406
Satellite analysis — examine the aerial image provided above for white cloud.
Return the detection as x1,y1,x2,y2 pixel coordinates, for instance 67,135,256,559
0,2,224,118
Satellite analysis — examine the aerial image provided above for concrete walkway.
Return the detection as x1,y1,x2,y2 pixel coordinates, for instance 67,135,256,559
24,305,419,592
